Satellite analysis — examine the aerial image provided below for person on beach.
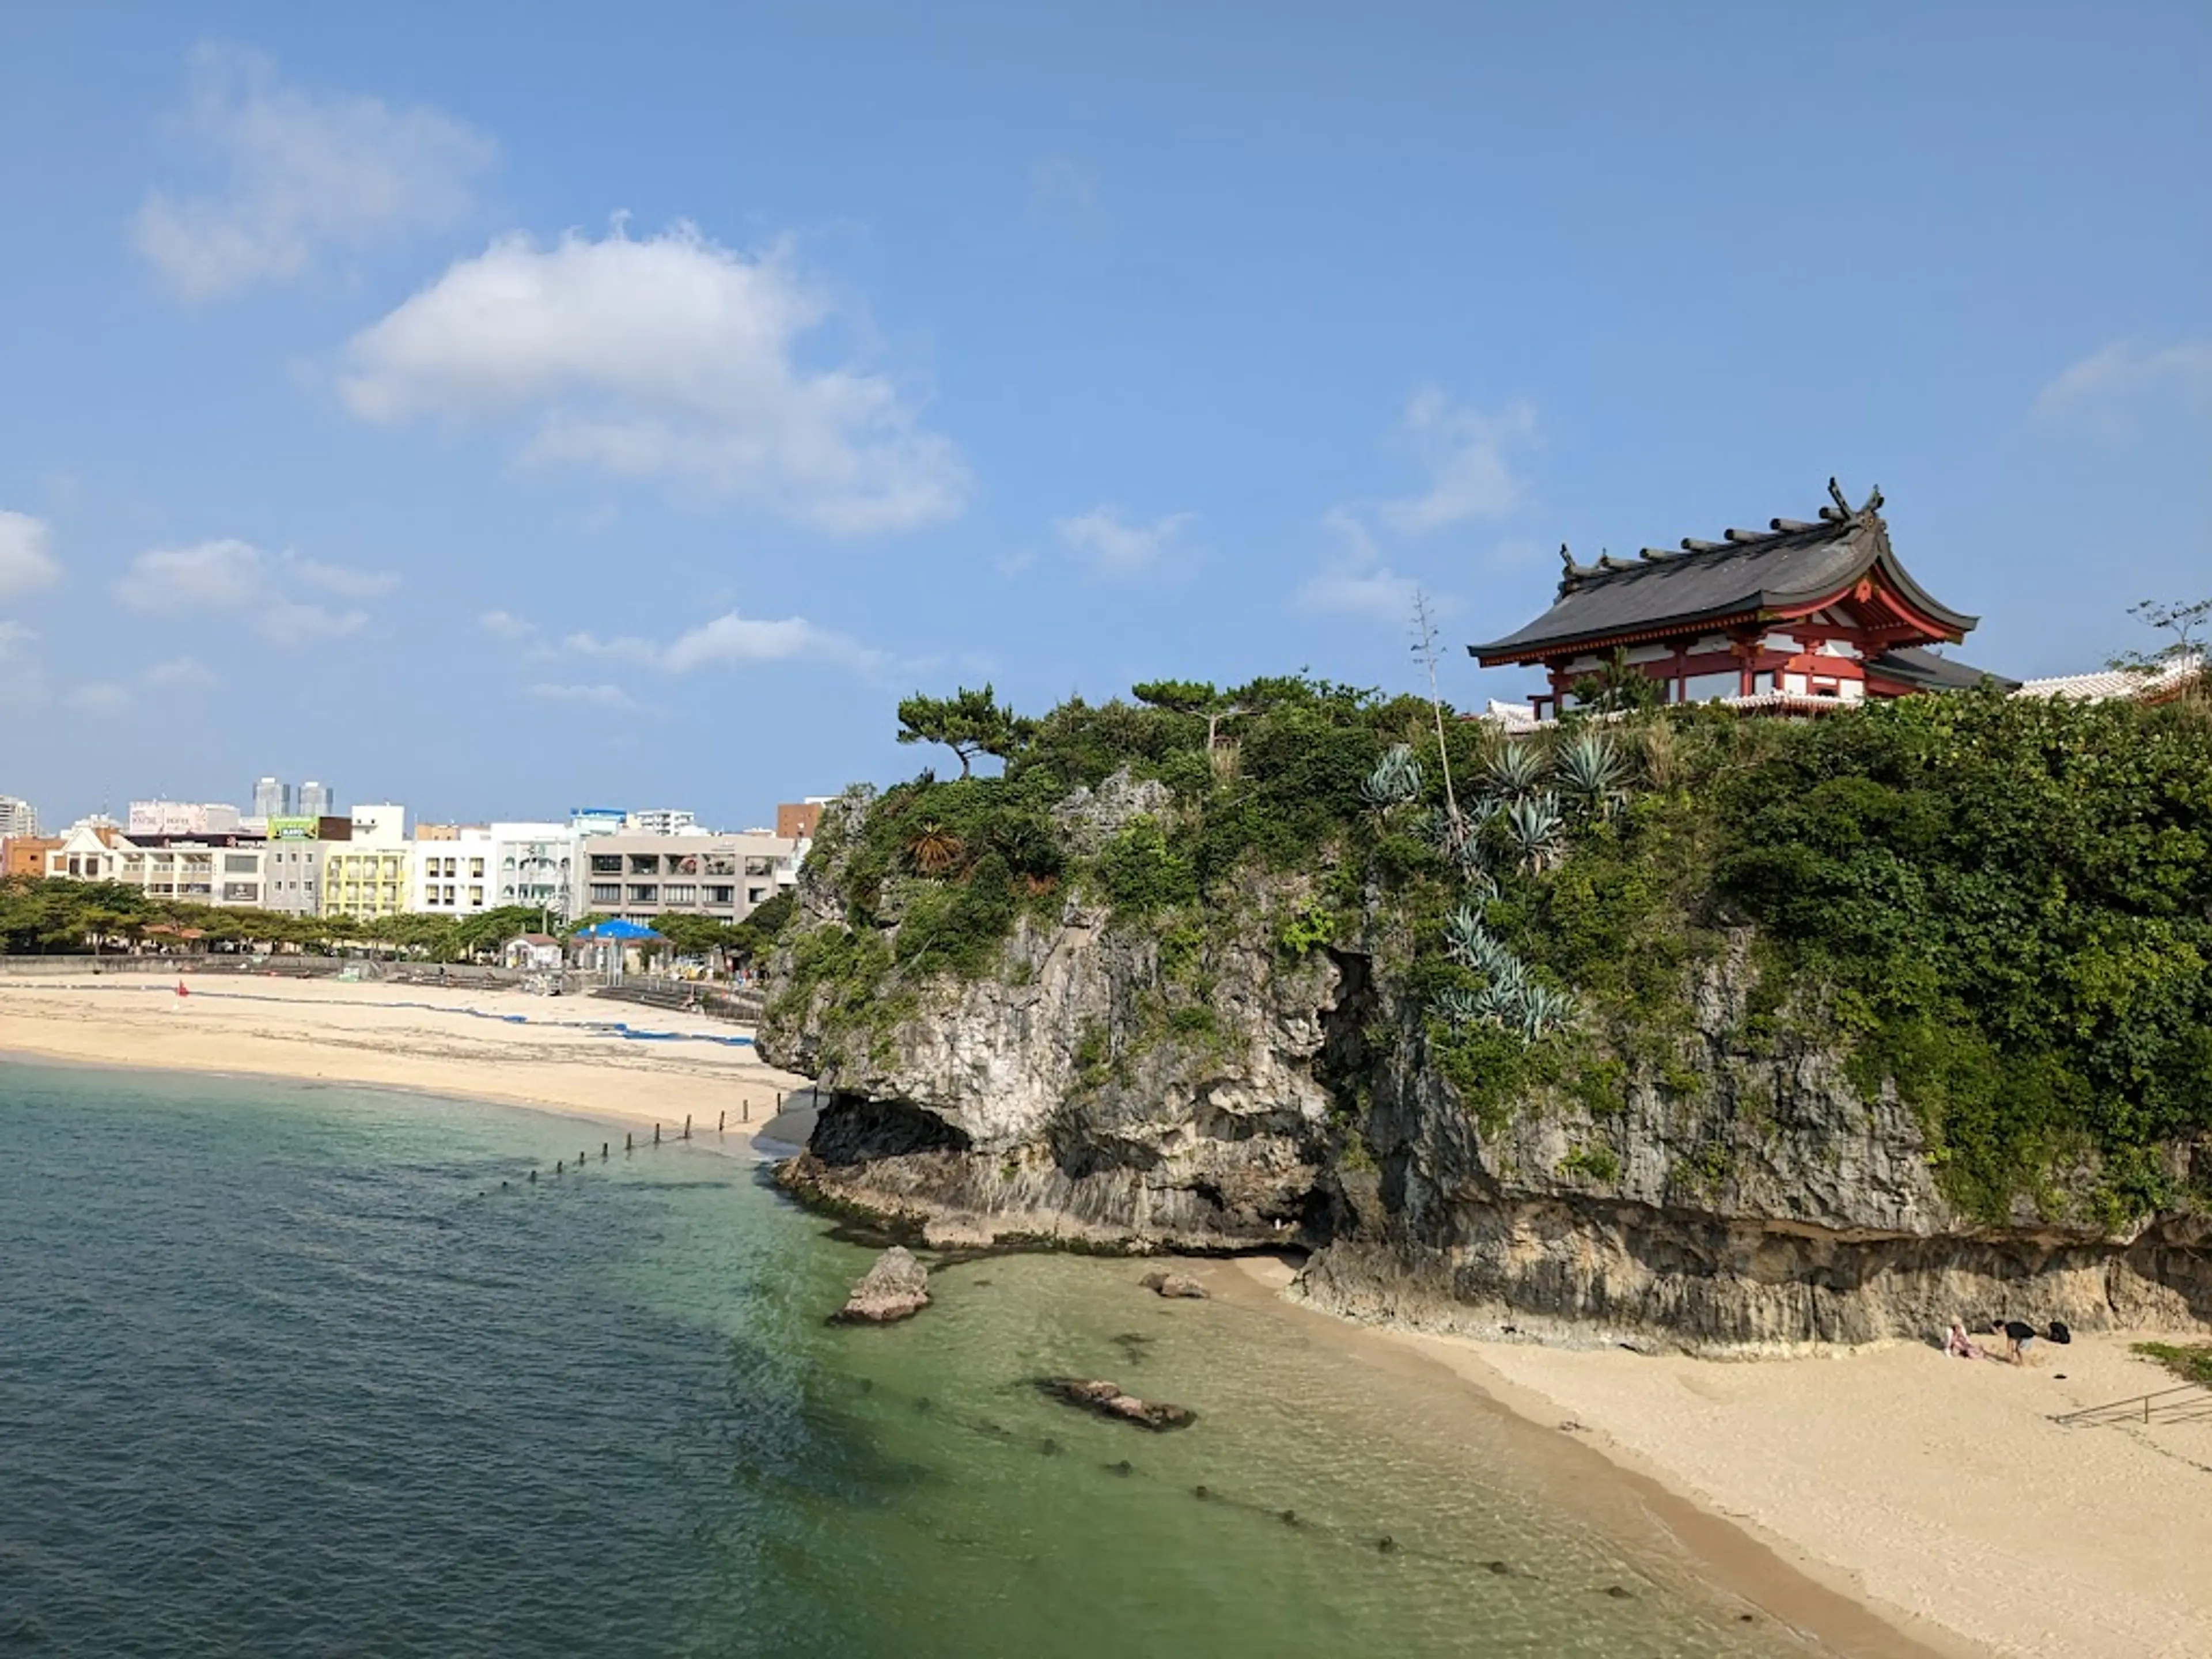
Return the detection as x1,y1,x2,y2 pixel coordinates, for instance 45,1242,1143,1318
1944,1321,1982,1359
1993,1317,2038,1365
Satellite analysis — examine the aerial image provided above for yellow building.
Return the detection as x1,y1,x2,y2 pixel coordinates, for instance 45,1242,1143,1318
320,847,411,919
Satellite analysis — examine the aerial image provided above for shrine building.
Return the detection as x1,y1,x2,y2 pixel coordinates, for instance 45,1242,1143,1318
1469,481,2014,720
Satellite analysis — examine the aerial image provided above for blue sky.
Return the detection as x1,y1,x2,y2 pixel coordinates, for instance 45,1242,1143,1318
1,2,2205,829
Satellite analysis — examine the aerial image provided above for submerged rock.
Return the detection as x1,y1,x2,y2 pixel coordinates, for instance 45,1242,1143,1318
1035,1377,1195,1431
837,1246,931,1323
1140,1270,1209,1300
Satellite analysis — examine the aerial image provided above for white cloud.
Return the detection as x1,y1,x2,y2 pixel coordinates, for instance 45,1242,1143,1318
294,558,400,599
143,656,217,688
112,538,384,645
526,682,636,710
339,222,968,534
1056,506,1196,577
2032,338,2212,417
0,510,62,599
1296,506,1427,621
1378,391,1534,534
562,607,882,676
134,46,495,302
480,608,537,641
67,683,132,717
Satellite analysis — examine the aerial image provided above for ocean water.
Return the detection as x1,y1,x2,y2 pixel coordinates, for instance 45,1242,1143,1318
0,1063,1809,1657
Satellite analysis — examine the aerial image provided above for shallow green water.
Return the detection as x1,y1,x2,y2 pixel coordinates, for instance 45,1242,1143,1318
0,1063,1806,1656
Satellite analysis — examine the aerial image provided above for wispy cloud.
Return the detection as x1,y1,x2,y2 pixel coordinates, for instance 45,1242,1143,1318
480,608,537,641
1378,391,1535,535
111,537,389,644
563,608,884,676
0,509,62,599
526,682,636,710
1056,506,1195,577
67,683,132,717
340,222,968,535
143,656,217,689
2032,338,2212,418
134,45,495,302
1296,507,1433,622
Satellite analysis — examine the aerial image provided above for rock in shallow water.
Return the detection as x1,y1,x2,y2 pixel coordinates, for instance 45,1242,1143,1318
1034,1377,1196,1431
1140,1270,1209,1300
837,1246,931,1323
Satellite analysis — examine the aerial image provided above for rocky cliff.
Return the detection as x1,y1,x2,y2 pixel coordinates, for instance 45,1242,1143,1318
759,781,2212,1353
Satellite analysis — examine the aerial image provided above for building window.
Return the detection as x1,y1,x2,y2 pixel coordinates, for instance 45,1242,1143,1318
590,884,620,904
744,856,774,876
470,859,485,878
663,884,697,905
627,884,658,903
706,885,734,905
628,854,658,875
590,854,620,874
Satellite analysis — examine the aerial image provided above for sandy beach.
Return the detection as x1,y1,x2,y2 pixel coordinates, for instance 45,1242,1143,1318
0,972,806,1138
1224,1260,2211,1659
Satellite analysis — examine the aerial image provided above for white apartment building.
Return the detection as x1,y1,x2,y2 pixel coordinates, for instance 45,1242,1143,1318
410,823,582,920
0,796,39,838
579,830,800,925
624,808,700,836
47,825,267,907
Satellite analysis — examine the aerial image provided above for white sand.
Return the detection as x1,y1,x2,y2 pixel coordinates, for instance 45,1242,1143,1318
0,972,806,1138
1359,1315,2212,1659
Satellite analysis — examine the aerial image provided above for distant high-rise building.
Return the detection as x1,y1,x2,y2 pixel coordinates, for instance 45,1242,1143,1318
298,781,333,818
252,777,293,819
625,808,699,836
0,796,39,838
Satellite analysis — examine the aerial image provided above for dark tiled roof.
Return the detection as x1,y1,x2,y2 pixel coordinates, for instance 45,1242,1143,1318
1469,484,1978,663
1865,646,2018,693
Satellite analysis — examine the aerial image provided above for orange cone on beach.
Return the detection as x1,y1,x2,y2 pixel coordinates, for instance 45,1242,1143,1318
176,980,189,997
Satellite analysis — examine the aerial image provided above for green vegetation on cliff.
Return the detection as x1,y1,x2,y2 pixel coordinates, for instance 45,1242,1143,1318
772,676,2212,1226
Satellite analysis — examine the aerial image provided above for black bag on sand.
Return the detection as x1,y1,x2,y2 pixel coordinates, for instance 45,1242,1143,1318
2047,1320,2072,1344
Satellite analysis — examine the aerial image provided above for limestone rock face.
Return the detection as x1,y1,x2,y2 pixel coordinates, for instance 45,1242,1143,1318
838,1246,931,1324
763,790,2212,1351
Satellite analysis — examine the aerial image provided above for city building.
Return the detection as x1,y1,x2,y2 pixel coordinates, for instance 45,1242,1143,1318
252,777,294,820
127,800,242,837
570,806,626,838
44,823,130,881
320,804,410,921
260,815,347,917
410,821,580,919
297,781,334,819
777,798,831,841
3,835,62,878
0,796,40,838
624,808,701,836
410,833,491,915
579,830,800,925
1470,486,2004,720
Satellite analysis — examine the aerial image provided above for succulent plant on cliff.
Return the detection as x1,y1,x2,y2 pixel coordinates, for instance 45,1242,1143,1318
1481,740,1549,804
905,822,968,877
1502,792,1569,875
1359,744,1424,812
1556,732,1630,821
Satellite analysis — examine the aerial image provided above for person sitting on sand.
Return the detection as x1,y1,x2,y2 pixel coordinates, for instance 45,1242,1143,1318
1944,1322,1982,1359
1993,1317,2039,1365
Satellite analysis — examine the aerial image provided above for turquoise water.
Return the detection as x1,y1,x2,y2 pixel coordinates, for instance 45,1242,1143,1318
0,1063,1807,1657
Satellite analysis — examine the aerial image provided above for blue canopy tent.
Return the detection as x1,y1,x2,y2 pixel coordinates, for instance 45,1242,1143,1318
572,917,664,980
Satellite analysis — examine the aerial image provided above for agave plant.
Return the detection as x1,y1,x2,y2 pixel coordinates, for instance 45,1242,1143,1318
1360,744,1424,811
1556,732,1629,820
1501,791,1569,875
1518,983,1577,1039
1432,986,1484,1028
1482,741,1549,804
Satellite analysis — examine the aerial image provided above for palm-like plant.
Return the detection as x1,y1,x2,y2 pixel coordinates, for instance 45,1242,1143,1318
905,821,967,877
1518,983,1577,1039
1360,744,1424,812
1556,732,1629,821
1502,792,1569,875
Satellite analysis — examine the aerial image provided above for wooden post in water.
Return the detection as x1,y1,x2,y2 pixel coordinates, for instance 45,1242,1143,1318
626,1131,634,1154
718,1111,725,1134
653,1123,661,1146
601,1143,609,1161
683,1114,692,1141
